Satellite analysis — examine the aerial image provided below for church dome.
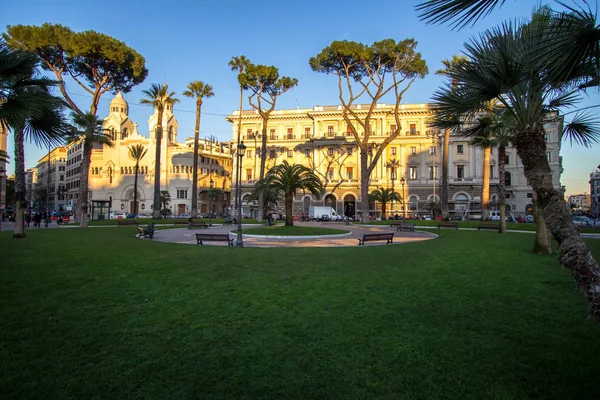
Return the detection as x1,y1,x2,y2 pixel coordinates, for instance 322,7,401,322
110,91,128,114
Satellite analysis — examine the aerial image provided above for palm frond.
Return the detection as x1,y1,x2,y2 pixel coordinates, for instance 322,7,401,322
416,0,506,30
562,111,600,147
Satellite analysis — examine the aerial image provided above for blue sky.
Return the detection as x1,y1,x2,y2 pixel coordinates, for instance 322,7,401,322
3,0,598,195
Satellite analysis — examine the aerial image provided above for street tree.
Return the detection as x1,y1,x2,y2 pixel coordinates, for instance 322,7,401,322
140,83,179,219
238,63,298,222
128,144,147,216
310,39,428,223
369,188,402,220
183,81,214,218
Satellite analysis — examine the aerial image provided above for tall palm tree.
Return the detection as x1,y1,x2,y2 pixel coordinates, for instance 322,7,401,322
229,55,251,212
435,55,468,220
253,161,323,226
182,81,214,218
68,112,113,228
430,8,600,319
140,83,179,219
369,188,402,221
159,190,171,217
1,40,68,238
128,144,147,216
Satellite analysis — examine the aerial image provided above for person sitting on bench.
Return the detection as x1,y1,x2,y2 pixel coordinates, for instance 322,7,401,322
143,223,155,239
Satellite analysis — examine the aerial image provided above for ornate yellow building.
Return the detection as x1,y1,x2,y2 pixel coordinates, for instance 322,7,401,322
228,103,563,219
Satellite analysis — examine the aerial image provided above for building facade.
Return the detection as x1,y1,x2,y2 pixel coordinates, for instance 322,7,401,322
82,92,233,217
34,147,67,211
227,103,563,219
567,193,591,211
590,167,600,217
25,168,37,209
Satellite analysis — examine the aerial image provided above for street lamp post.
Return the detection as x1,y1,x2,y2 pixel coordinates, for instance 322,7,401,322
236,141,246,247
209,178,214,226
400,177,406,219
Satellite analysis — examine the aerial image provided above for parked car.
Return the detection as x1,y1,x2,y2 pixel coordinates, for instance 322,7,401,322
572,216,598,227
110,211,126,219
177,213,191,218
137,213,152,219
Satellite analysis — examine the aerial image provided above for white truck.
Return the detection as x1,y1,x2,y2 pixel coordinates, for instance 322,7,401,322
308,206,343,221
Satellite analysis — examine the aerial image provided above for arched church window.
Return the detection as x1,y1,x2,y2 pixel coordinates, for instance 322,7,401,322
168,126,174,142
110,128,115,141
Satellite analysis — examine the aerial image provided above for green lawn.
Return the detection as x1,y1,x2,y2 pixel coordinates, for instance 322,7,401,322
2,228,600,399
242,225,349,236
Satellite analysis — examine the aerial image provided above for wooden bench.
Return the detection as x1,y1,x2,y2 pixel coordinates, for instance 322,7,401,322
391,222,415,232
437,222,459,230
477,223,500,231
195,233,234,246
357,232,394,246
173,220,189,226
137,226,155,239
188,222,209,229
117,220,137,226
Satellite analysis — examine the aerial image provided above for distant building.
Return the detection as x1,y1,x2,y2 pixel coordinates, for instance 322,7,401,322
34,147,67,211
25,168,37,208
567,193,591,211
227,104,563,219
590,166,600,216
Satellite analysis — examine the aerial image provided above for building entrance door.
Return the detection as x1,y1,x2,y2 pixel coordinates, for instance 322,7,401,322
178,204,186,215
129,201,138,214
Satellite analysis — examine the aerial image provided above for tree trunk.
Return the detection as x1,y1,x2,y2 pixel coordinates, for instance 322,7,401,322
441,128,450,220
257,121,268,222
152,109,163,219
360,149,370,224
514,128,600,321
191,100,201,218
78,141,92,228
533,191,552,254
498,145,507,233
13,127,26,238
133,164,139,215
234,87,243,213
285,192,293,226
381,202,387,220
481,145,491,221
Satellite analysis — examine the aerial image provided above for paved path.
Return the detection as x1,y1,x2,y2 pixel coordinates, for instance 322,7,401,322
152,221,437,248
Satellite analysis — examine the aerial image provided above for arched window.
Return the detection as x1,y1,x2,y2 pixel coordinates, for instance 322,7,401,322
176,165,180,173
409,196,418,211
505,171,512,186
110,128,115,141
168,126,174,142
122,128,128,140
325,194,337,210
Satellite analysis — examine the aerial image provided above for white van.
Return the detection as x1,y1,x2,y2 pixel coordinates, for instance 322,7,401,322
489,211,501,221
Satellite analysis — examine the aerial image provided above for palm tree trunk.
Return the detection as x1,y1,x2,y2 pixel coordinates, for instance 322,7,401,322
360,149,370,223
514,129,600,321
533,191,552,254
234,87,243,213
78,142,92,228
152,110,163,219
441,128,450,220
133,163,139,215
381,202,387,220
498,145,507,233
13,126,26,238
481,145,491,221
257,122,268,222
191,100,201,218
285,192,293,226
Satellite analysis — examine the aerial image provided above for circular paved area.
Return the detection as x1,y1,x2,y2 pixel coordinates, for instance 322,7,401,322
152,221,437,248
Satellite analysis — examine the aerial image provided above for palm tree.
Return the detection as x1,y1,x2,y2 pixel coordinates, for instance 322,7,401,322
369,188,402,221
385,158,401,215
1,41,68,238
467,126,493,221
128,144,147,216
430,9,600,319
140,83,179,219
229,56,251,213
159,190,171,218
183,81,214,218
253,161,323,226
435,55,468,220
68,112,114,228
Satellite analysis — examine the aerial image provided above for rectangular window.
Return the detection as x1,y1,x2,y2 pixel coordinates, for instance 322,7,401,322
457,165,465,178
545,134,550,142
505,193,511,199
346,167,353,180
270,129,276,140
409,166,418,180
304,149,310,158
505,155,510,165
347,148,353,156
246,150,253,158
429,146,436,155
546,152,552,162
457,144,464,154
327,125,334,137
246,129,253,139
346,125,353,136
60,175,64,181
287,149,293,158
391,147,397,155
246,169,253,181
409,124,417,135
287,128,293,139
327,167,334,180
304,127,311,138
490,165,494,178
269,150,276,158
390,124,397,134
390,167,397,180
327,148,334,156
428,166,438,179
527,193,533,199
410,146,417,155
177,190,188,199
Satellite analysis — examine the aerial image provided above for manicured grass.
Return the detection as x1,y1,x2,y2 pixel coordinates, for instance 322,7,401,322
242,225,349,236
2,228,600,399
87,217,260,226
